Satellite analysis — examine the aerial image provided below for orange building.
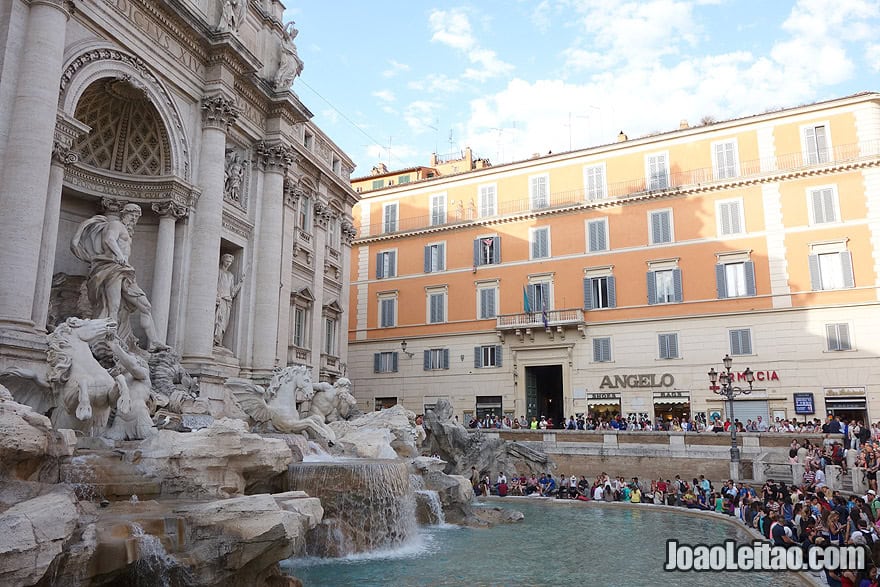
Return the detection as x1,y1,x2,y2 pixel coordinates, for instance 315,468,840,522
347,92,880,429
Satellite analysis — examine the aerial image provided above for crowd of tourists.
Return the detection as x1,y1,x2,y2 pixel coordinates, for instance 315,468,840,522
472,437,880,586
468,413,880,441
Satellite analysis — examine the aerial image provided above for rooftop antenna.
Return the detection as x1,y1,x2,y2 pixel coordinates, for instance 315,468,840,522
448,128,455,155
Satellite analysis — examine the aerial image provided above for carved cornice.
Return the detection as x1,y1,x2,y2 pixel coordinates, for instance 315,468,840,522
52,111,89,166
52,142,79,166
283,177,303,208
222,208,253,238
152,200,189,219
201,94,240,130
64,165,200,209
254,141,295,174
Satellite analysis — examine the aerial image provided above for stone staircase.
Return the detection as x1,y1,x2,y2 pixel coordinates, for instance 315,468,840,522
60,441,161,502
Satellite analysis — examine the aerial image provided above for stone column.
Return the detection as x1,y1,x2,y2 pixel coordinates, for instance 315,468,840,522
182,95,238,361
31,113,90,329
151,201,187,343
251,141,294,372
0,0,73,329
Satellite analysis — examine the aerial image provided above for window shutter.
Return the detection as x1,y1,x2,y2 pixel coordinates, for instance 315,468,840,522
715,264,727,299
730,330,741,355
658,335,667,359
808,254,822,290
438,243,445,270
474,347,482,368
719,203,731,235
741,330,752,355
668,334,679,358
473,239,481,266
744,261,756,296
424,246,431,273
661,212,671,242
601,338,611,361
376,253,384,278
814,126,828,162
373,353,381,372
495,345,503,367
442,348,450,369
650,212,662,243
607,276,617,308
538,229,549,257
592,339,601,362
672,269,683,302
647,271,657,305
423,350,430,370
588,220,606,251
838,324,851,350
486,288,495,317
804,127,816,163
492,236,501,264
583,278,594,310
811,190,826,223
388,251,396,277
392,352,399,372
840,252,854,288
527,284,537,311
729,201,742,234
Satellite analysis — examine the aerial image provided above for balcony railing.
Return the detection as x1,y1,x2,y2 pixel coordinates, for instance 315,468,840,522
356,139,880,237
496,307,584,330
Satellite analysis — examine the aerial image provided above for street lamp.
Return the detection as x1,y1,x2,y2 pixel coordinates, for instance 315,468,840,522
400,340,414,359
708,354,754,480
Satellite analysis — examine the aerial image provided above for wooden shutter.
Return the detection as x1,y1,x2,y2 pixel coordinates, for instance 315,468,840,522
392,352,399,372
841,252,855,288
423,350,430,370
442,348,450,369
744,261,756,296
474,347,482,368
492,236,501,264
495,345,503,367
672,268,683,302
583,277,594,310
376,253,384,278
646,271,657,305
473,239,481,266
424,246,431,273
715,264,727,299
808,254,822,290
607,276,617,308
373,353,381,372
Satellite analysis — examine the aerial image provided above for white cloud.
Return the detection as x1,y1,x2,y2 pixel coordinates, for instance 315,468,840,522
867,44,880,73
428,8,514,82
373,89,396,103
407,74,464,94
382,60,410,78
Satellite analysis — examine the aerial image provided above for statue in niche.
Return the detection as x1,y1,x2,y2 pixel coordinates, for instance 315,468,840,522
273,21,304,91
224,151,246,203
218,0,246,33
70,203,167,352
214,253,244,348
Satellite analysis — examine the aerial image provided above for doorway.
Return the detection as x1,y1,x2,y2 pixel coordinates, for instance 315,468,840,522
525,365,563,427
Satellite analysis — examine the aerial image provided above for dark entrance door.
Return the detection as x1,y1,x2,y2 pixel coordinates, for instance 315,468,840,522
525,365,563,427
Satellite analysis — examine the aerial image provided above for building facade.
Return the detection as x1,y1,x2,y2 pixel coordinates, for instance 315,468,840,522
347,92,880,428
0,0,358,411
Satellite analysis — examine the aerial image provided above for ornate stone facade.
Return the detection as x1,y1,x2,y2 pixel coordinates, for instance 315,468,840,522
0,0,359,410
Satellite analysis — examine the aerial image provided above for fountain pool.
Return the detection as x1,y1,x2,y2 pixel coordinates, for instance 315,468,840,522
283,499,811,586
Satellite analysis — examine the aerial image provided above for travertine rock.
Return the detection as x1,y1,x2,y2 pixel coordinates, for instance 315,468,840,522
0,490,79,586
134,418,293,497
0,396,65,481
330,404,421,459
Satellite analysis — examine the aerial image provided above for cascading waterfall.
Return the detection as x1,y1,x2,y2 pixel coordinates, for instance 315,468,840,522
121,523,191,587
288,460,417,557
410,473,445,525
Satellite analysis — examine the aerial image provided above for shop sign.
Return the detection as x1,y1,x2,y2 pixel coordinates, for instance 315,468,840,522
825,387,866,397
793,393,815,415
587,392,621,401
653,391,689,399
599,373,674,389
732,370,779,382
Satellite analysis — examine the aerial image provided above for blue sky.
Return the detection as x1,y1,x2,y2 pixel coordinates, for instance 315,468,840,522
284,1,880,177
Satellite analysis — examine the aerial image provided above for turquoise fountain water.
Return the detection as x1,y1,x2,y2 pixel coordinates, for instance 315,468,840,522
283,499,809,586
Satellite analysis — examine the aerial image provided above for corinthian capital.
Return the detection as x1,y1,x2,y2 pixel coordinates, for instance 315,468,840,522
201,94,240,130
51,141,79,166
254,141,295,174
152,201,189,219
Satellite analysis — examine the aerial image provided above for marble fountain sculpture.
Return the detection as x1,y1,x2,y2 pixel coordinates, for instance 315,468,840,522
0,207,482,586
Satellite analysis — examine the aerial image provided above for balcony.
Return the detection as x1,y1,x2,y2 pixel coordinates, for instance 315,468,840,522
355,139,880,238
496,308,585,342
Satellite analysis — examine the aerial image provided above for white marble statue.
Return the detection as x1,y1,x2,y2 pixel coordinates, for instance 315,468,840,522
223,151,246,203
214,253,243,347
307,377,358,423
227,365,336,444
218,0,246,33
104,336,156,441
70,203,167,352
273,21,304,91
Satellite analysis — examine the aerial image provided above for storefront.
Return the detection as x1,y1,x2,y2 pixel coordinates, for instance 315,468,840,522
653,391,690,422
824,387,868,424
476,395,503,421
587,392,621,420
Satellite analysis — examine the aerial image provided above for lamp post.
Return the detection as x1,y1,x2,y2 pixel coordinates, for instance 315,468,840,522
708,354,754,480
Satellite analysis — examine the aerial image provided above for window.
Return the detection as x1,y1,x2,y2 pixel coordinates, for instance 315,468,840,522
375,397,397,410
375,250,396,279
527,282,552,312
430,193,447,226
658,333,679,359
424,243,445,273
647,268,682,304
379,294,396,327
716,199,744,236
649,209,673,244
372,179,384,190
646,152,669,190
826,323,852,351
332,156,341,175
382,202,397,233
530,174,549,209
473,236,501,266
373,352,399,373
809,251,854,291
803,124,829,165
423,348,450,370
475,345,503,368
479,184,497,217
323,317,337,355
583,275,616,309
808,187,839,224
584,164,606,200
292,307,307,347
531,227,550,259
398,174,411,184
427,288,446,324
713,140,738,180
729,328,752,355
478,285,498,319
715,261,756,298
587,218,608,252
304,131,314,150
298,197,311,231
593,337,611,362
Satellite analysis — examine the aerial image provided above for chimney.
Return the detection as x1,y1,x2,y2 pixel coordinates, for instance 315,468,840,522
617,131,628,142
679,119,689,130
